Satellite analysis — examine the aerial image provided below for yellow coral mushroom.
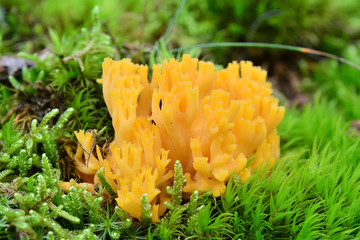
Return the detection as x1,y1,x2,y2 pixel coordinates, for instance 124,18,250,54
64,55,284,222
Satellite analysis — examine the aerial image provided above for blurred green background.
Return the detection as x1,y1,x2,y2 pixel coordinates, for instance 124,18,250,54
1,0,360,58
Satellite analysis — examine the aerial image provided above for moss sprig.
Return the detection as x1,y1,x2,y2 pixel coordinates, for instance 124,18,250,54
140,194,152,225
165,160,186,211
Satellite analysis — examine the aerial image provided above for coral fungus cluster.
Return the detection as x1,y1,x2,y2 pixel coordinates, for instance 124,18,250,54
64,55,285,222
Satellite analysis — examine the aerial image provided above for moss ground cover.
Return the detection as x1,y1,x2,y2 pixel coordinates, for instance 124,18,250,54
1,0,360,239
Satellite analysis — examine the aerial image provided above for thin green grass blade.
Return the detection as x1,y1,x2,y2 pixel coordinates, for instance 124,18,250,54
171,42,360,70
162,0,188,42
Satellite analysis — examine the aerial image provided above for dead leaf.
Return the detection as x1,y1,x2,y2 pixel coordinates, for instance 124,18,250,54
0,56,34,77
